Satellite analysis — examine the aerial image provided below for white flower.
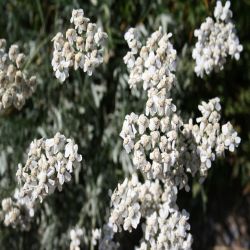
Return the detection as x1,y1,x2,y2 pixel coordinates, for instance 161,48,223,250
70,9,84,23
66,29,77,44
52,32,64,50
8,44,19,61
94,28,108,46
123,52,135,69
124,28,136,42
56,161,72,185
65,139,82,161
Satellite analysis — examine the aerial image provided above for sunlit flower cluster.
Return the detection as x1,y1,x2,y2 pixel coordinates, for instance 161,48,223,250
123,26,176,94
182,97,241,177
136,209,192,250
0,132,82,230
121,34,241,183
192,1,243,77
110,175,160,233
109,26,241,250
52,9,108,82
109,174,192,249
0,39,36,111
16,132,82,203
0,190,34,230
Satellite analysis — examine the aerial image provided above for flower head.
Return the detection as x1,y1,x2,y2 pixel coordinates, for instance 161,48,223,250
52,9,108,82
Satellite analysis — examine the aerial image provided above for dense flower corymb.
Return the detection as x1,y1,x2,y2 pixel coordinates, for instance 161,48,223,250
123,26,176,92
16,132,82,203
192,1,243,77
0,132,82,230
0,191,34,231
52,9,108,82
0,39,36,111
109,174,192,250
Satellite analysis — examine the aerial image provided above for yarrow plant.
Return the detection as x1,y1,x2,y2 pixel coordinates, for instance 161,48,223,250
192,1,243,77
51,9,108,82
0,3,244,249
0,39,37,111
108,25,241,249
0,132,82,230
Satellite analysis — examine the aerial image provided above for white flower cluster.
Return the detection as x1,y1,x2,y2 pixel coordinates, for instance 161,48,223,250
137,209,192,250
16,132,82,203
192,1,243,77
0,190,34,230
109,26,241,250
70,227,84,250
52,9,108,82
0,39,37,111
120,98,241,190
0,132,82,230
123,26,176,92
183,97,241,177
109,174,192,249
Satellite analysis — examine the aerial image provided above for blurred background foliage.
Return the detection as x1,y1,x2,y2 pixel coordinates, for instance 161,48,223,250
0,0,249,249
